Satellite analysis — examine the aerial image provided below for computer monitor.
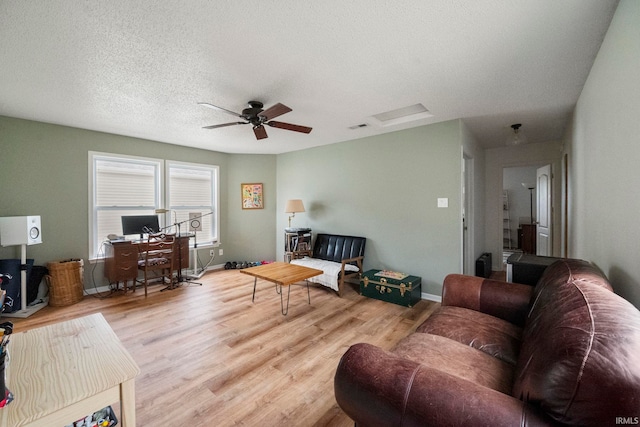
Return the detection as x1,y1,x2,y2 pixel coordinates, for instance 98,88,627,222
121,215,160,239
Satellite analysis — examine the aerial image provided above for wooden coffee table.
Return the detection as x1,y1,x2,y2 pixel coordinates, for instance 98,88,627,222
240,262,323,315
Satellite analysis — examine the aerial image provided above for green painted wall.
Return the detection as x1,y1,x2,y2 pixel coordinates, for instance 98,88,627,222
0,116,277,289
276,120,464,296
1,115,466,298
568,0,640,308
226,154,277,263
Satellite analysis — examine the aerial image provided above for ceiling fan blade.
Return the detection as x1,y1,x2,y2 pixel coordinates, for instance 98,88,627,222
198,102,244,118
266,121,313,134
202,121,248,129
253,125,268,140
258,103,292,121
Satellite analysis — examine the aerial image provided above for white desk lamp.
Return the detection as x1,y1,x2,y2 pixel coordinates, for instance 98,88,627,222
285,199,305,229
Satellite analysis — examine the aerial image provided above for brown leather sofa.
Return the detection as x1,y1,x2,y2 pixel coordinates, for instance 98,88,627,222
334,259,640,426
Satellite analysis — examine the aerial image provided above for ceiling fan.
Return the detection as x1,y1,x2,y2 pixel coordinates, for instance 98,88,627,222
198,101,312,140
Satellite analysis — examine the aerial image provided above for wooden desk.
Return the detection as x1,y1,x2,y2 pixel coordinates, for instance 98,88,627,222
1,313,140,427
241,262,323,315
104,235,190,290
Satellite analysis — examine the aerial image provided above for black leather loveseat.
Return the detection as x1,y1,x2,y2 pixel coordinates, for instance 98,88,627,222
291,233,366,296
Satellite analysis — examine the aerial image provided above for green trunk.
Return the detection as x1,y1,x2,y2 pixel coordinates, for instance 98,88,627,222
360,270,421,307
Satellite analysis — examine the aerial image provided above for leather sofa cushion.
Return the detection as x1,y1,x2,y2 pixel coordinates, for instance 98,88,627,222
416,305,523,365
513,259,640,426
391,333,514,394
335,342,556,427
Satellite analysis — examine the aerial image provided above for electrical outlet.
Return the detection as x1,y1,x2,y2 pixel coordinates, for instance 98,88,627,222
209,249,215,256
219,249,223,256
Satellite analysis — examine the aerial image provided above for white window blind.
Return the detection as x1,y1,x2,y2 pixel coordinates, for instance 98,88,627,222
90,153,162,258
89,154,219,260
166,162,218,245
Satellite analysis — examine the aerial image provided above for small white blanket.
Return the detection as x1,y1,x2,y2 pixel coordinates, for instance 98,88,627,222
290,257,359,292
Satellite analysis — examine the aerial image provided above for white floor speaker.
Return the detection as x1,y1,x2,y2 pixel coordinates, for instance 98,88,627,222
0,215,42,246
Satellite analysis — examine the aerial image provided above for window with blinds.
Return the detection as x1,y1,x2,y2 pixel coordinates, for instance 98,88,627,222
89,153,219,259
166,162,218,246
90,154,162,258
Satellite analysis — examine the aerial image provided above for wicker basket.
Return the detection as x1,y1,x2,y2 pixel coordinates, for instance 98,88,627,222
46,259,84,307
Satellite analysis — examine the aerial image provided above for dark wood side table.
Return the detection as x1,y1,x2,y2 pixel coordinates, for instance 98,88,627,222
520,224,537,254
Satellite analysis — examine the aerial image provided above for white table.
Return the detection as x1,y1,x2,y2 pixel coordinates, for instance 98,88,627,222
1,313,140,426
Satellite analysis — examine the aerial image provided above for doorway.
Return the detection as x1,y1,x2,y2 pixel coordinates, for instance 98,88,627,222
462,154,474,275
501,163,552,264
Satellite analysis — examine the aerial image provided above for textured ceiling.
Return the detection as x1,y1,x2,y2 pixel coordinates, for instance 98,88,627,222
0,1,618,154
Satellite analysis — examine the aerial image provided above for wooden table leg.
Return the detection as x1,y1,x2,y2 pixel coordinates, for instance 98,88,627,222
119,378,136,427
252,277,258,302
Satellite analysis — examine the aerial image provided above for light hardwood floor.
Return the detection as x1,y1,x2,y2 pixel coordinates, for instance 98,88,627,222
9,269,439,426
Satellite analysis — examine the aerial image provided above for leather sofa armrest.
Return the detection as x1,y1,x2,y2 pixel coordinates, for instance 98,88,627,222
335,343,555,427
442,274,533,327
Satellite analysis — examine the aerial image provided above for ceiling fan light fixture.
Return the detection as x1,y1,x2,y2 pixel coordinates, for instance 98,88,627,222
506,123,528,146
199,101,312,140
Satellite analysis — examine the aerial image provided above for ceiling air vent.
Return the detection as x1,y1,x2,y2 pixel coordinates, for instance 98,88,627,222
370,103,433,127
349,123,369,130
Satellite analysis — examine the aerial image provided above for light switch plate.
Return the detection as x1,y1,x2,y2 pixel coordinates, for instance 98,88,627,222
437,198,449,208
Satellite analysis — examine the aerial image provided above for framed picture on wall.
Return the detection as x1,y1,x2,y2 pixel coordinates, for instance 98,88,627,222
241,183,264,209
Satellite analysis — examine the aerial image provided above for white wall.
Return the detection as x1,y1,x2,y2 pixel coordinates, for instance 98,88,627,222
485,141,563,270
567,0,640,307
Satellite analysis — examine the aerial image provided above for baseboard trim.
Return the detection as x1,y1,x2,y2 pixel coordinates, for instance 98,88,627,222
421,292,442,303
191,263,225,276
85,264,227,295
85,285,113,295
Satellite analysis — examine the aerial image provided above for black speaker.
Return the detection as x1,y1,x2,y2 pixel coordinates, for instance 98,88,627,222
475,252,492,278
0,259,34,313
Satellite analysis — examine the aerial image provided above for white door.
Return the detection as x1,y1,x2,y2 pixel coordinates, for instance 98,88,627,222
536,164,552,256
462,155,473,274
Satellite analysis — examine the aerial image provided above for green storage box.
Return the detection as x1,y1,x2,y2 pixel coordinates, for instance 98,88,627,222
360,269,421,307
